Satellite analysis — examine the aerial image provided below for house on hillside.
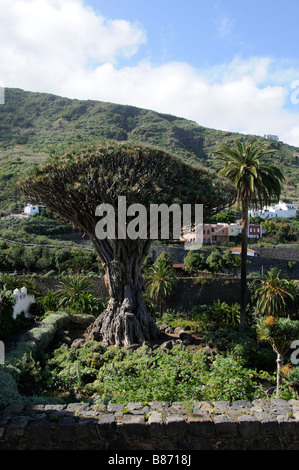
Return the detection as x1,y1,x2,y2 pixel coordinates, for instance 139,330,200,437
230,247,258,257
248,224,262,238
249,201,297,219
182,223,229,245
184,222,263,245
227,223,263,240
24,204,45,217
264,134,279,141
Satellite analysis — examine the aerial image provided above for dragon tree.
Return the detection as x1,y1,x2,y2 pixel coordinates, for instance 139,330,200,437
21,141,235,347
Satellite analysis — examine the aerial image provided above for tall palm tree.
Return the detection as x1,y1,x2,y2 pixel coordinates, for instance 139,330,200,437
145,259,177,317
214,139,284,332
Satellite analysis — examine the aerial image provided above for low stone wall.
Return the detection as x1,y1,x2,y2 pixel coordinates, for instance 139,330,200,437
1,398,298,450
33,276,243,312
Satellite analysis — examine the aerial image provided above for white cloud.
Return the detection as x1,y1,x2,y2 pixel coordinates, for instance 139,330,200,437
1,0,299,146
0,0,145,88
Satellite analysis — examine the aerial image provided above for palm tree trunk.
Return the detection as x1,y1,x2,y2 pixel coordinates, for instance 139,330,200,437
240,198,249,333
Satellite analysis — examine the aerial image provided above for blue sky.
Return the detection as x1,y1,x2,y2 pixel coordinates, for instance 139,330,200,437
1,0,299,145
90,0,299,68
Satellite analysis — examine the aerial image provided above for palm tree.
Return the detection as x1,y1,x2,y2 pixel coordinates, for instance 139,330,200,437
145,259,177,317
56,275,91,312
256,316,299,397
252,267,297,318
214,139,284,332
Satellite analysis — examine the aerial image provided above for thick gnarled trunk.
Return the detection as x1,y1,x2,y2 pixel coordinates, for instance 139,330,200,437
87,293,160,347
86,239,161,347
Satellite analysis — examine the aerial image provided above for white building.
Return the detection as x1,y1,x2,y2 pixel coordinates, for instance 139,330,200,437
12,287,35,319
24,204,45,217
249,201,297,219
264,134,279,141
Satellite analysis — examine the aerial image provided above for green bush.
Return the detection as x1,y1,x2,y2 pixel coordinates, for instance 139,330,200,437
0,290,16,338
4,312,70,365
14,352,44,396
46,341,107,395
89,344,264,403
93,344,208,403
282,366,299,398
203,355,262,401
29,301,46,318
0,368,22,407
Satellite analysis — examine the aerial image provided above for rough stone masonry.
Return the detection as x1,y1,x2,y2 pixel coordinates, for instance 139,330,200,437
0,398,298,450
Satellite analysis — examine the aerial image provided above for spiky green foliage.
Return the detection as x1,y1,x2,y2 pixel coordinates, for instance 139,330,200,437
21,140,235,250
214,139,284,209
56,276,91,311
252,268,298,318
145,259,177,317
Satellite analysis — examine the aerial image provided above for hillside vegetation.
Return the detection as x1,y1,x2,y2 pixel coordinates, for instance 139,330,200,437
0,87,298,214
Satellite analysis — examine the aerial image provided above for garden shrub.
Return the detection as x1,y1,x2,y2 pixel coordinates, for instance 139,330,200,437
282,366,299,398
14,352,44,396
4,312,70,365
29,301,46,318
202,355,263,401
202,327,276,372
0,368,22,407
82,344,266,404
0,290,16,339
92,344,209,403
46,341,107,396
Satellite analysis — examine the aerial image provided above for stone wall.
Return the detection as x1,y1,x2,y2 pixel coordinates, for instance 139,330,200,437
0,399,298,450
34,276,243,312
149,245,299,279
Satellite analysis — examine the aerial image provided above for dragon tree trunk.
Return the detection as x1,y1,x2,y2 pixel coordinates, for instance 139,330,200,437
86,238,161,347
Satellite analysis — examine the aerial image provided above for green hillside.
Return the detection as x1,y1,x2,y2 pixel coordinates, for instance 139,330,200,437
0,87,298,214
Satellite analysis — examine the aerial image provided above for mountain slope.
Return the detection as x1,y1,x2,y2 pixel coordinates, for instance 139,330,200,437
0,88,298,214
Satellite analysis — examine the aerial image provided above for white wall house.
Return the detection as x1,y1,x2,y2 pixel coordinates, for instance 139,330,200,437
11,287,35,319
24,204,45,217
249,201,297,219
264,134,279,141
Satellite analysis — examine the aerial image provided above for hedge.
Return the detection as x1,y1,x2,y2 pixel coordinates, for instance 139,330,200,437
0,312,94,408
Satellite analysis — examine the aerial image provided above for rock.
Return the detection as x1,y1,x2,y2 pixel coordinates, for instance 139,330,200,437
160,340,175,350
165,326,174,334
56,329,73,345
71,338,85,349
126,343,140,351
179,332,193,345
174,327,185,335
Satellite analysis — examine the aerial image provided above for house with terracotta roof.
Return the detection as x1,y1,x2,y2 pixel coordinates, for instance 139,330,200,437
230,247,258,257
